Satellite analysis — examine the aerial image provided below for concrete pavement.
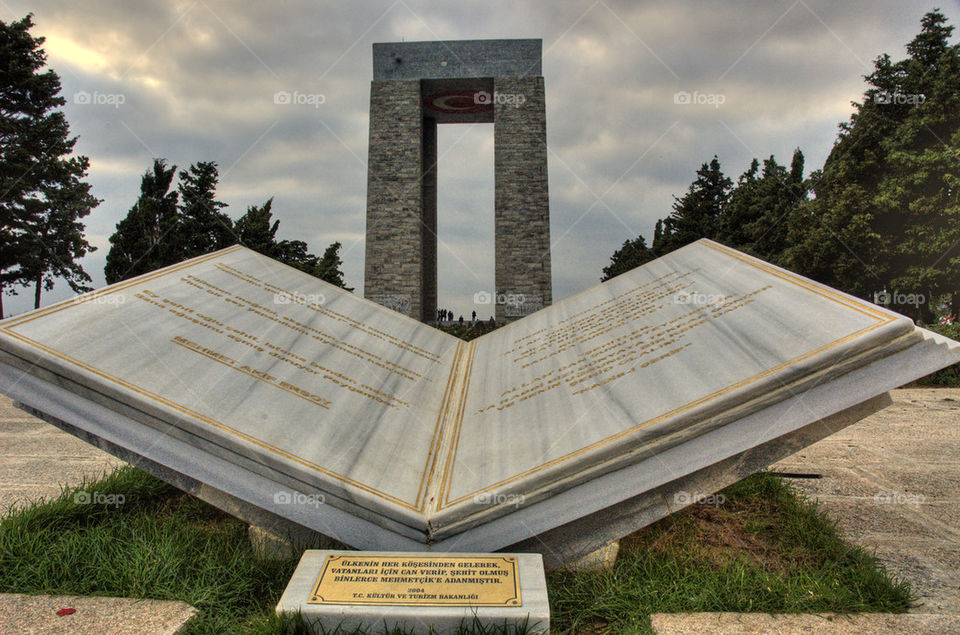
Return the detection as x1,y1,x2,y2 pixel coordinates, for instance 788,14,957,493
0,593,196,635
771,387,960,617
0,396,122,512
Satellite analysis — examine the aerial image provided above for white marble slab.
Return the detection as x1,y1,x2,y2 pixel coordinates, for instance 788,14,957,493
428,327,959,551
429,240,920,525
0,246,461,528
0,240,957,546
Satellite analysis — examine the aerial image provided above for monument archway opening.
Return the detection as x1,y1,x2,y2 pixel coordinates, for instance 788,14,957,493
435,123,494,323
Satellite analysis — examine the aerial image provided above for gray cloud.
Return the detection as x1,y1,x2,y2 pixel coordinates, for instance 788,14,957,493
2,0,955,317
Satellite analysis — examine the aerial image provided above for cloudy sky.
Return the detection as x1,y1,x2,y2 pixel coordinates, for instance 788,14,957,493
2,0,956,318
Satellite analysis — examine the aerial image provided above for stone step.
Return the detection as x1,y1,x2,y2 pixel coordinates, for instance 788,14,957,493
649,612,960,634
0,593,197,635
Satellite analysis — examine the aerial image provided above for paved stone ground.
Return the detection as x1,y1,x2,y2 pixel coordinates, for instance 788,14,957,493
652,387,960,634
649,612,960,634
0,396,122,512
0,389,956,634
0,593,196,634
771,387,960,618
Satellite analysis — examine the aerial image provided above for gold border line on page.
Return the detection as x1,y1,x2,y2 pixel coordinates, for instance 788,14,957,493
415,341,464,510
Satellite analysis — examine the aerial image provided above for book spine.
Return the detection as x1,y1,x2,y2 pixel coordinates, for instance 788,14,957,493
421,339,476,528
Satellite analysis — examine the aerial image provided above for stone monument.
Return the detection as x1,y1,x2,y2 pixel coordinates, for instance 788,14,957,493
363,39,552,323
1,240,957,569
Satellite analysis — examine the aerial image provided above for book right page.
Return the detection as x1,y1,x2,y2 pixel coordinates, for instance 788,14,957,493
431,239,916,524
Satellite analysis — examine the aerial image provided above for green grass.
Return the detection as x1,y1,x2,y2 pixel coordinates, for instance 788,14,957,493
0,467,910,634
0,466,297,633
548,472,912,633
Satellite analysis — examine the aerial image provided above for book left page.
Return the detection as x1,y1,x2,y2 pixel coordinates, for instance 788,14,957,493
0,246,461,527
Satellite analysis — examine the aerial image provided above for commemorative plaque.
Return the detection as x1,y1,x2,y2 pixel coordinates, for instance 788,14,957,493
277,551,549,633
307,554,521,606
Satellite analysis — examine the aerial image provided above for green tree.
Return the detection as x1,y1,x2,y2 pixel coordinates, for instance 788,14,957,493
650,219,671,258
603,158,730,281
234,197,280,258
104,159,179,283
312,241,352,290
18,156,99,307
235,198,352,290
660,156,731,253
177,161,232,261
601,235,653,281
784,10,959,321
107,161,352,290
717,158,760,249
0,14,98,316
882,11,960,321
720,150,807,263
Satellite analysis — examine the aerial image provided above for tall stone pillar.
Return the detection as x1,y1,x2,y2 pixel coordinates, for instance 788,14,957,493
494,76,552,322
421,117,438,323
364,80,428,321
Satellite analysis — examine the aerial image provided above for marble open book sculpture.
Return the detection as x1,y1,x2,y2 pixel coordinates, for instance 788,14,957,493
1,239,957,556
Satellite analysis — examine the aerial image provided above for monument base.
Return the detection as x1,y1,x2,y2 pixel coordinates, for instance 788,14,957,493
11,392,889,569
507,392,891,569
562,541,620,571
276,551,549,634
248,524,343,560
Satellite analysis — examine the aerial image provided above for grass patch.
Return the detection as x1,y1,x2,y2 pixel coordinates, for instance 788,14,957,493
0,466,296,634
548,472,912,633
0,468,910,633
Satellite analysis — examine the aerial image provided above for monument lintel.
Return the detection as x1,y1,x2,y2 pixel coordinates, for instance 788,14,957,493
373,39,542,81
